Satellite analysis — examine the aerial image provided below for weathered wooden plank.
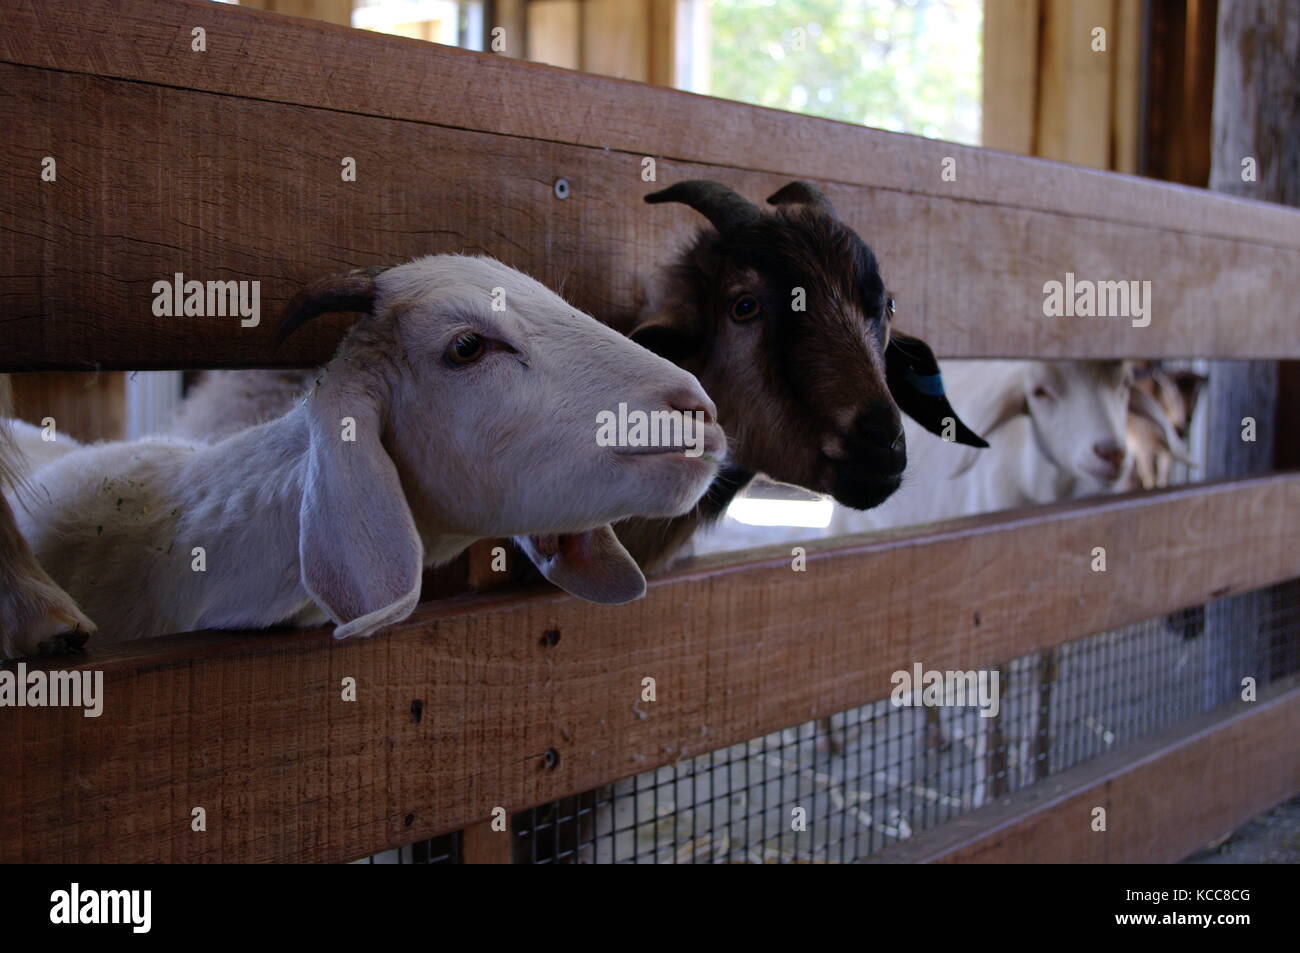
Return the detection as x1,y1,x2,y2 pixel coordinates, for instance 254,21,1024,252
1,0,1297,245
3,64,1298,369
866,680,1300,864
3,475,1296,863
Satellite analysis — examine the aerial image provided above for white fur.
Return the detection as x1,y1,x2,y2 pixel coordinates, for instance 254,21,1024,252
0,382,95,657
8,256,725,642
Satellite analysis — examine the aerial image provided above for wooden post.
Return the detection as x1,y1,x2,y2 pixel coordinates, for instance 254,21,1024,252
488,0,529,58
461,818,514,863
1203,0,1299,704
240,0,354,27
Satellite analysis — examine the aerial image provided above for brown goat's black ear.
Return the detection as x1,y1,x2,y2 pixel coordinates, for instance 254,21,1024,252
274,265,389,351
629,309,705,363
885,332,988,449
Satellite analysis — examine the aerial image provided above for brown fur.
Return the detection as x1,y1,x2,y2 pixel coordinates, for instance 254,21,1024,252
1125,363,1207,490
618,188,926,568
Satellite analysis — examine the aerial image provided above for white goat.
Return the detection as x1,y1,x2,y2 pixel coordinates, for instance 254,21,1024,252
7,255,725,643
0,380,95,657
827,360,1188,533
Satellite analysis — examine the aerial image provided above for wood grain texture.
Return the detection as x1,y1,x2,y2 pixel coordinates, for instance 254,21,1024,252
3,63,1298,370
866,680,1300,864
527,0,581,68
460,818,513,863
3,475,1297,863
1038,0,1114,169
8,370,126,441
0,0,1294,249
582,0,650,81
241,0,354,27
981,0,1041,156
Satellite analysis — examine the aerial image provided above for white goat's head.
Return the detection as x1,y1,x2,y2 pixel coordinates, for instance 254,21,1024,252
278,255,725,634
978,361,1158,492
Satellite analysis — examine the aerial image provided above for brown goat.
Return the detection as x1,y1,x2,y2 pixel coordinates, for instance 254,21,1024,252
615,180,985,567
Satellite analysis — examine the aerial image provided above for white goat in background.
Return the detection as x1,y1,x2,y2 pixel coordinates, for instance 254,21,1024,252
827,360,1190,534
7,255,724,644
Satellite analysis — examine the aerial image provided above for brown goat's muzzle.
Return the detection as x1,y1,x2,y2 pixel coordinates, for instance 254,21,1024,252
822,404,907,510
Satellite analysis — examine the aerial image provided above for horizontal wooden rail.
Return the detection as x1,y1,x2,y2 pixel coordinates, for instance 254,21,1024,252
2,0,1299,369
866,679,1300,864
2,474,1297,862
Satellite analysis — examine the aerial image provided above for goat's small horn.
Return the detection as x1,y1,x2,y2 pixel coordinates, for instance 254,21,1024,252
644,180,762,236
274,265,389,351
766,180,837,218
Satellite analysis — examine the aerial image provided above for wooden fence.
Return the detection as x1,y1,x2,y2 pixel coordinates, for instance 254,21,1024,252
2,0,1298,863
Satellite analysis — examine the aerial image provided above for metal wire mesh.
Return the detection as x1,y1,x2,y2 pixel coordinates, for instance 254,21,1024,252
508,579,1300,864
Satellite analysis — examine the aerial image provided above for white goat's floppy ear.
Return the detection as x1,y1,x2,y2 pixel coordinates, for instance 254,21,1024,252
299,382,423,640
514,526,647,605
949,376,1028,478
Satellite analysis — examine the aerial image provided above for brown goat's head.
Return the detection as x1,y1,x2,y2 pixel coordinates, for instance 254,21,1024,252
638,179,985,511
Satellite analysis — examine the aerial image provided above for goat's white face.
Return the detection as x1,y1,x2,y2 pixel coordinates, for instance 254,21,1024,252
292,255,726,634
1023,361,1134,491
374,256,725,538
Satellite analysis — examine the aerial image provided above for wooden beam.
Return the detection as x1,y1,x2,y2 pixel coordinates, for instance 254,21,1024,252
3,475,1297,863
2,63,1297,371
4,0,1292,246
1,0,1299,369
865,680,1300,863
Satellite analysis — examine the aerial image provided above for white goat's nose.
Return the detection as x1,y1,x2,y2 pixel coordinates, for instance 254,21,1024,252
665,384,716,426
1092,440,1125,466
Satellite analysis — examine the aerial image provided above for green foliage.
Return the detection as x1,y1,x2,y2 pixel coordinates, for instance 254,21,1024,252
706,0,982,145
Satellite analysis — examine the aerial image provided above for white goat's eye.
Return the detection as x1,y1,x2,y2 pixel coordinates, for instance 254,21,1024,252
1032,385,1054,401
447,332,487,365
885,297,896,319
730,293,761,322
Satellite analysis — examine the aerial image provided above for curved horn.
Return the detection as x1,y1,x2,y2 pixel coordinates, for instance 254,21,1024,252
766,180,837,218
274,266,389,351
644,180,762,236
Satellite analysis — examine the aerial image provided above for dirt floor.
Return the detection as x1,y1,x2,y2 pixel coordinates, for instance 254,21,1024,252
1182,795,1300,864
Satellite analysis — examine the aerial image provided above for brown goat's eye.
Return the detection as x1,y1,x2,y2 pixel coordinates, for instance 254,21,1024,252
731,293,760,322
447,332,487,365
